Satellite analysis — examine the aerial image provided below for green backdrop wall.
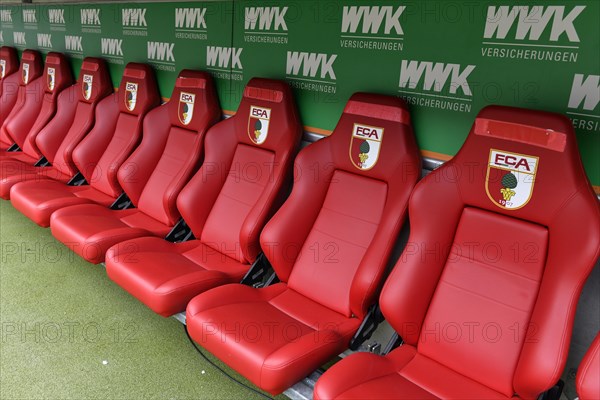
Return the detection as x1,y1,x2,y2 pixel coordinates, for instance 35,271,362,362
1,0,598,191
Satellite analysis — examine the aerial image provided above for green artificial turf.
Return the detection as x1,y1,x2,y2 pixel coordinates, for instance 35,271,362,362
0,200,283,400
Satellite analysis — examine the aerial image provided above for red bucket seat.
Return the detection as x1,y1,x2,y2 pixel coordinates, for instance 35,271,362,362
49,70,220,264
313,106,600,400
10,62,160,226
0,46,20,130
185,93,421,395
105,78,302,317
0,57,112,199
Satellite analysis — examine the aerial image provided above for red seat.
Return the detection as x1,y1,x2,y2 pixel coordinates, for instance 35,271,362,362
314,106,600,400
0,46,20,132
1,52,73,163
185,93,421,395
105,78,302,317
0,57,112,199
50,70,221,264
577,332,600,400
11,62,160,226
0,49,43,150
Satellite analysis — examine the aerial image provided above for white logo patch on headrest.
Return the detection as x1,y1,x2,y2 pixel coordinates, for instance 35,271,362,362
82,74,93,100
125,82,138,111
350,123,384,170
178,92,195,125
248,105,271,145
486,149,539,210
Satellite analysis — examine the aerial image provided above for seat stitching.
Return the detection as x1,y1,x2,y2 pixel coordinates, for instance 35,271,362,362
312,227,368,249
450,253,541,283
321,205,380,225
439,280,530,313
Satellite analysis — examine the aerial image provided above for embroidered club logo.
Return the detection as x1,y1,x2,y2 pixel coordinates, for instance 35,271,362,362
350,124,384,170
22,63,29,84
82,74,93,100
178,92,195,125
47,67,55,91
248,106,270,145
125,82,138,111
486,149,539,210
0,60,5,79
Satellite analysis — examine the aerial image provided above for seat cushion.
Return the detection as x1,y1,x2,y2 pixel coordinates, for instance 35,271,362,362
50,204,172,264
314,346,515,400
186,283,360,395
10,179,115,227
0,159,70,199
105,237,250,316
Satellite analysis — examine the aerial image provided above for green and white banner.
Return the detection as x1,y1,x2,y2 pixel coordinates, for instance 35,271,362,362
0,0,598,191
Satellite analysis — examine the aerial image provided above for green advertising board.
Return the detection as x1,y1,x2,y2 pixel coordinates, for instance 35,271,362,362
0,0,599,191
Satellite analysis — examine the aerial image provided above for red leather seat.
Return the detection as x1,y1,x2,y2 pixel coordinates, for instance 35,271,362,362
185,93,421,395
577,332,600,400
11,63,160,226
0,49,43,150
1,52,73,163
50,70,220,264
314,106,600,400
0,57,112,199
105,78,302,317
0,46,20,131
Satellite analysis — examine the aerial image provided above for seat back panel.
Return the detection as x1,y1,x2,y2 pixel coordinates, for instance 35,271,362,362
51,101,93,176
0,50,43,146
419,206,547,397
200,143,274,263
137,125,199,226
90,112,139,198
21,92,55,159
75,63,159,198
288,169,388,317
15,52,72,158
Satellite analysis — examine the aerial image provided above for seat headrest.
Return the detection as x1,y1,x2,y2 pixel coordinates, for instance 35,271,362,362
19,49,43,86
231,78,299,150
326,92,419,181
43,52,73,96
167,69,219,131
451,105,591,223
0,46,18,79
77,57,112,104
118,62,160,116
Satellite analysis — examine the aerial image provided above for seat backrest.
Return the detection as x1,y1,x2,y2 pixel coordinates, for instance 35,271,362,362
72,63,159,199
380,105,600,399
8,52,72,159
577,332,600,400
117,70,220,226
177,78,302,264
0,49,42,147
0,46,19,123
35,57,112,176
260,93,420,319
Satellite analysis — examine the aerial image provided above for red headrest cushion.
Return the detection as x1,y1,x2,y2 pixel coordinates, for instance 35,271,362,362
19,49,43,86
118,62,160,116
451,105,590,223
77,57,112,104
43,52,73,96
167,69,219,132
0,46,18,79
232,77,299,151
